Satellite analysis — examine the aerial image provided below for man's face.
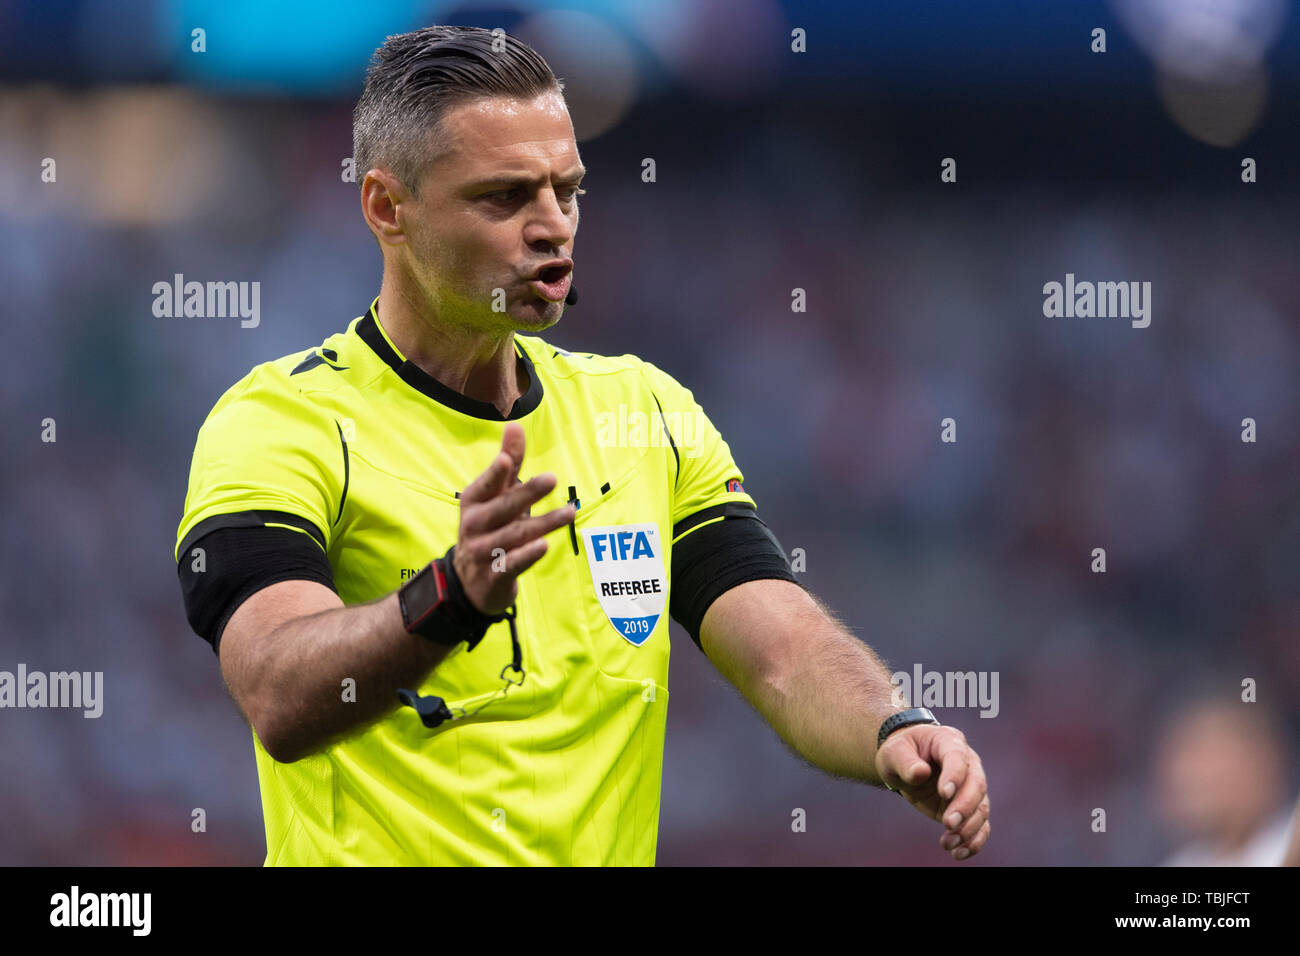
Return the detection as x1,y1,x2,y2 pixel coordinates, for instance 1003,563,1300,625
398,90,583,334
1154,707,1283,840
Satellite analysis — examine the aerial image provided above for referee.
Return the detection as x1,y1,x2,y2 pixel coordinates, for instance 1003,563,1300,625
174,25,990,866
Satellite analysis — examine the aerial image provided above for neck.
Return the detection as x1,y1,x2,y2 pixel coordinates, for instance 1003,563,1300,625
375,277,528,419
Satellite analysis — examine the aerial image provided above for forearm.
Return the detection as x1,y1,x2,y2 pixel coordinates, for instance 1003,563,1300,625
250,592,450,761
701,580,990,859
707,584,903,785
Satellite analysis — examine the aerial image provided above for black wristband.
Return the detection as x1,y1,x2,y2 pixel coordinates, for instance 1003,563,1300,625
440,545,512,632
399,546,507,650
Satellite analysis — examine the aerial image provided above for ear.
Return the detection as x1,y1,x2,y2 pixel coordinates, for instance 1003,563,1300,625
360,168,410,245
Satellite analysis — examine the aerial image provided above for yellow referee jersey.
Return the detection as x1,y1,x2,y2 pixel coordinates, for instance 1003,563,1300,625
174,298,758,865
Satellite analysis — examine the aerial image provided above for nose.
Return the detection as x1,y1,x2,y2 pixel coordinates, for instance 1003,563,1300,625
525,187,574,250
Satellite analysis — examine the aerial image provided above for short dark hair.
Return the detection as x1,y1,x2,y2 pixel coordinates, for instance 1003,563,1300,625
353,25,564,195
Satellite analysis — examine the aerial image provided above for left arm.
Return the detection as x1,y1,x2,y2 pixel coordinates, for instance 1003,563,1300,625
700,578,896,783
699,578,991,860
637,359,989,858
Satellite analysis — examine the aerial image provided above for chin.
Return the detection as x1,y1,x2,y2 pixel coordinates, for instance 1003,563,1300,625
512,298,564,332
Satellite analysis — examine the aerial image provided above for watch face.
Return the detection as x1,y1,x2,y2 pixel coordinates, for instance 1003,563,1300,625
401,567,436,619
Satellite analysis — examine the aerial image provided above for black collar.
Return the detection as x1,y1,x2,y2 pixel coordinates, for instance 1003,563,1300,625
356,300,544,421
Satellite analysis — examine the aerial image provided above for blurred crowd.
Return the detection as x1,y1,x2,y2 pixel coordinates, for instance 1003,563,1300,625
0,96,1296,865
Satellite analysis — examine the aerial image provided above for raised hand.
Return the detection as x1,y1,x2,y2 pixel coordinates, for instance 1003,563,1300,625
452,422,575,615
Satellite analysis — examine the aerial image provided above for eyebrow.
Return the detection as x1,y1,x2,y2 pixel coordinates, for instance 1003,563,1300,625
467,167,587,190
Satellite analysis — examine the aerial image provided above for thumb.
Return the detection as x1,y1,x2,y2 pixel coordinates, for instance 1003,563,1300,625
882,735,932,788
900,758,931,787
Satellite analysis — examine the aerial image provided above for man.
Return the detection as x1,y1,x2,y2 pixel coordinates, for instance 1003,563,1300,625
174,24,990,866
1154,698,1294,866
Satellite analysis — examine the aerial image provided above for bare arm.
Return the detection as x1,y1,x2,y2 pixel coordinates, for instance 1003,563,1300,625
699,578,899,783
219,422,574,764
699,577,991,860
218,580,448,763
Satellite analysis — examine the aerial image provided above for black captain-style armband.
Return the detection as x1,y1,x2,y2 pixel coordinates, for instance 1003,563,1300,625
669,502,799,653
175,510,338,655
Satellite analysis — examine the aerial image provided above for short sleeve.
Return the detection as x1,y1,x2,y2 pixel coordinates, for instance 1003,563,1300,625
174,363,348,564
636,359,756,543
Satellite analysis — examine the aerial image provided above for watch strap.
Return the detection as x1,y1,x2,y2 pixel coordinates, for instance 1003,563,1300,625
877,707,940,749
399,546,506,650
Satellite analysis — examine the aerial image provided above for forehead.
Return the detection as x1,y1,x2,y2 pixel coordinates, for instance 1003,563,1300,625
436,93,578,172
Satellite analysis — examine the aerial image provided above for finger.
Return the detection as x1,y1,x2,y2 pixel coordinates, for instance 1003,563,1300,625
505,449,522,496
943,754,986,832
968,821,991,855
480,504,577,557
499,424,526,513
954,820,990,860
500,422,526,476
498,537,549,576
460,424,527,506
930,734,972,827
900,756,932,789
461,450,515,505
953,797,989,845
878,735,932,791
464,473,559,532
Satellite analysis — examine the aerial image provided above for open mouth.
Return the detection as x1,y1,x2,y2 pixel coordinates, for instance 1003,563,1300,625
537,264,571,283
528,263,573,302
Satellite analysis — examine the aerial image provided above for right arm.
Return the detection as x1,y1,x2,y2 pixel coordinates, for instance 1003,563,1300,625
219,581,448,764
219,422,572,763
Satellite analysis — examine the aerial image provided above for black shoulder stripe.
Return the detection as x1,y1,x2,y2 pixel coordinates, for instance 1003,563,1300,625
650,390,680,490
177,509,326,564
334,420,350,526
672,501,757,541
290,350,349,375
290,352,325,375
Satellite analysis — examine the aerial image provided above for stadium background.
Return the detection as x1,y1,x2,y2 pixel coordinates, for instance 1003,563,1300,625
0,0,1296,865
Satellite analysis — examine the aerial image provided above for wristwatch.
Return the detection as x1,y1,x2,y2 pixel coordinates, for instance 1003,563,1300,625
876,707,941,793
877,707,941,748
398,546,506,650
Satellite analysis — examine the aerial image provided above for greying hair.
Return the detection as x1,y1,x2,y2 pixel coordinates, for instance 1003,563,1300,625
353,25,564,195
